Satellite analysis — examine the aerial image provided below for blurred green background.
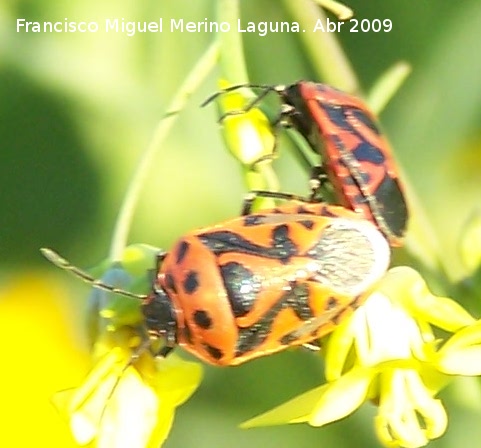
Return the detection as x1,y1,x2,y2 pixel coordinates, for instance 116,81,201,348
2,0,481,447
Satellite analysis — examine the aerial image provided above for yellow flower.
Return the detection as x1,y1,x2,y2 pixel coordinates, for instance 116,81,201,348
210,80,279,210
54,344,202,448
0,274,89,448
47,245,203,448
242,267,478,448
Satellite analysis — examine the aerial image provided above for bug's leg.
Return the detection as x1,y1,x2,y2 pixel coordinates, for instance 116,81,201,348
201,83,273,107
308,165,329,202
249,104,296,170
144,333,175,359
241,190,309,215
157,345,175,358
203,85,277,122
249,131,280,170
143,250,168,288
207,88,295,171
130,329,153,361
217,88,269,121
134,321,175,360
302,341,321,352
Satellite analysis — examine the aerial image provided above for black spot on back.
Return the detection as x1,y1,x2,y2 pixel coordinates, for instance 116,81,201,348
183,271,199,294
183,324,193,344
176,241,190,264
271,224,298,263
221,262,261,318
243,214,267,226
193,310,213,329
352,141,385,165
350,295,362,310
299,219,315,230
236,323,270,357
326,296,338,310
279,333,298,346
322,103,351,132
235,281,315,357
350,108,380,135
199,231,261,254
297,205,315,214
320,207,340,218
198,230,298,261
331,313,343,326
371,176,408,238
204,343,223,360
287,283,313,321
353,191,368,204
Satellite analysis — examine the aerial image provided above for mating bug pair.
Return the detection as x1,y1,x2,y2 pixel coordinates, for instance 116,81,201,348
43,81,408,366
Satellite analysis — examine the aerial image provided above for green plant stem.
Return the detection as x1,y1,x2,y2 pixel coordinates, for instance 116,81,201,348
282,0,359,93
216,0,279,196
217,0,249,84
108,41,220,262
311,0,353,20
367,62,412,114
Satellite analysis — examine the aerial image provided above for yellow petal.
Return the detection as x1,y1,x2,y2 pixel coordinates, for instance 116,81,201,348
323,313,356,381
459,210,481,273
53,349,202,448
309,367,374,427
375,411,428,448
404,371,447,440
240,385,326,428
150,354,203,407
437,346,481,375
94,367,160,448
376,369,447,448
61,348,127,416
379,267,475,332
345,292,429,368
376,370,428,448
435,320,481,375
437,319,481,352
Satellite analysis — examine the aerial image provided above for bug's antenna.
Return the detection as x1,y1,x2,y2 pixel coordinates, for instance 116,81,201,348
40,248,147,301
200,83,278,108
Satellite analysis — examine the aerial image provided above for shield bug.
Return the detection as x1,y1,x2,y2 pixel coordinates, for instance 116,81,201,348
203,82,408,246
42,201,390,366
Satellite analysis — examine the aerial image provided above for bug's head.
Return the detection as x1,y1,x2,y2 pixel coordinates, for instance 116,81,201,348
40,247,179,350
40,247,179,358
276,84,315,141
142,286,178,349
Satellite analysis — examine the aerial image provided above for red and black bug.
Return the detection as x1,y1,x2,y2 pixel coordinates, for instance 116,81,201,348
42,200,390,366
203,82,408,247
